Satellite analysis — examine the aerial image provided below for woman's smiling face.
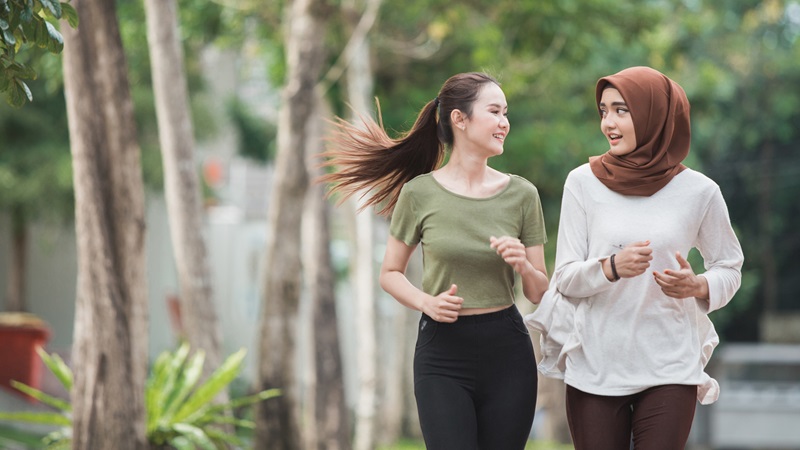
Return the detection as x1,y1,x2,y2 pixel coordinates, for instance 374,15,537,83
460,82,509,156
599,87,637,157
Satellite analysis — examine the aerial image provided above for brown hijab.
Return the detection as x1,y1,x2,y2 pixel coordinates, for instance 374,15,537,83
589,66,691,196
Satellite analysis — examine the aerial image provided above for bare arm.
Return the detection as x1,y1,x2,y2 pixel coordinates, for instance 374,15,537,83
379,235,463,322
490,237,549,304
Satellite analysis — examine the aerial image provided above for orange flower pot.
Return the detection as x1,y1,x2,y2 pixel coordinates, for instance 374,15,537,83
0,313,51,401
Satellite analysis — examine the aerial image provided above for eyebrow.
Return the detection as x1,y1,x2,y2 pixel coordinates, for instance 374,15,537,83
486,103,508,109
599,101,628,107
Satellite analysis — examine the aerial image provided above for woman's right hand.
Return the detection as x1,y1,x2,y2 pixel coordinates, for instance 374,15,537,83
422,284,463,323
608,241,653,279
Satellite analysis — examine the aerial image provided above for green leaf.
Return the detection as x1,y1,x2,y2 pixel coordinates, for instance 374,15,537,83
204,414,255,429
2,27,15,46
60,3,78,28
0,411,70,426
32,17,46,47
146,350,174,433
207,388,281,413
205,426,244,446
19,2,32,22
36,347,73,391
42,428,72,449
44,21,62,53
173,348,246,424
169,436,195,450
0,423,46,445
7,77,31,107
150,344,191,423
9,380,71,412
171,423,217,450
159,350,206,425
39,0,61,18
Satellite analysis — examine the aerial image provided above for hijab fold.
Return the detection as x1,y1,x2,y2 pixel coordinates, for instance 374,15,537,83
589,66,691,196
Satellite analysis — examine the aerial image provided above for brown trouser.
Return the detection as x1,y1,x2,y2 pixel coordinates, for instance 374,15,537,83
566,384,697,450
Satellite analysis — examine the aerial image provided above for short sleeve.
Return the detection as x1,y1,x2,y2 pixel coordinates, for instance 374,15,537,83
389,184,421,246
520,184,547,247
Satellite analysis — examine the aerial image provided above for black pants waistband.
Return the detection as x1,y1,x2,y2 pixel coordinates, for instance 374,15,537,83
421,304,516,325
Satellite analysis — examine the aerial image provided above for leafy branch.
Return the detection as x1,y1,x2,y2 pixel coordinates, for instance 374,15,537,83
0,0,78,107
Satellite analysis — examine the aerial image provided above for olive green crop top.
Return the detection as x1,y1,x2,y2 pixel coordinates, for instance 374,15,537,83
389,173,546,308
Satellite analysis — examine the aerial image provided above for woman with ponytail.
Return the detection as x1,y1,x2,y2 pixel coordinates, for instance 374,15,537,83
321,72,549,449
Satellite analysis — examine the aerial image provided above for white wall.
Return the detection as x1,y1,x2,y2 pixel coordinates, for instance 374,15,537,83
0,194,269,382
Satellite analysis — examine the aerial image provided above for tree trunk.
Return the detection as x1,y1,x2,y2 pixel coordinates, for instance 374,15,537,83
305,89,351,450
340,1,382,447
4,205,27,312
61,0,148,448
143,0,225,381
348,198,377,450
254,0,330,447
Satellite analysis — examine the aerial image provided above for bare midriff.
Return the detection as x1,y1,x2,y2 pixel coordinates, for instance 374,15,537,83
459,304,512,316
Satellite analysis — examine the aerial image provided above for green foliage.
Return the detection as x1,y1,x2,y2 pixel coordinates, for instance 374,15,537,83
0,0,77,107
0,348,74,448
0,345,280,449
227,97,277,164
0,68,73,226
659,0,800,338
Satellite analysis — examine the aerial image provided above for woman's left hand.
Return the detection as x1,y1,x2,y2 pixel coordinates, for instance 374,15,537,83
490,235,531,275
653,252,709,299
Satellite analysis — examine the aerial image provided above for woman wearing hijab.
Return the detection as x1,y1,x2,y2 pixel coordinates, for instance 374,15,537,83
530,66,744,449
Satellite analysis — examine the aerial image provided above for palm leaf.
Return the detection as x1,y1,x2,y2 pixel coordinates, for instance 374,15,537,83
172,348,246,424
9,380,70,412
171,423,217,450
159,350,205,425
0,411,70,426
208,388,281,412
36,347,72,391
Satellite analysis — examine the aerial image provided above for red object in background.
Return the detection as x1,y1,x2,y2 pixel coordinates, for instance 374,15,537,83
0,313,51,401
203,158,225,188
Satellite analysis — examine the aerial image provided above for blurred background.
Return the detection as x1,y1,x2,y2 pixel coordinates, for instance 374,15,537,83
1,0,799,449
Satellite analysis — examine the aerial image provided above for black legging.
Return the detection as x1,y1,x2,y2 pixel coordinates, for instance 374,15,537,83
413,305,538,450
566,384,697,450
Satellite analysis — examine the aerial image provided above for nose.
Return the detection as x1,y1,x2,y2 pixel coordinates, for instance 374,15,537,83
601,113,615,130
500,115,509,129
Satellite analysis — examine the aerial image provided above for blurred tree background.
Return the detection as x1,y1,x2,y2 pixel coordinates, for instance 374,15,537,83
1,0,797,363
1,0,799,447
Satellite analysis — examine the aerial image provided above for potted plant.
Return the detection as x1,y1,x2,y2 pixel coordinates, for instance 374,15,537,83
0,312,51,400
0,344,280,449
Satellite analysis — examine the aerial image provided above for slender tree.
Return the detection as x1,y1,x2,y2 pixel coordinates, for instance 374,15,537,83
143,0,225,381
254,0,331,446
61,0,148,447
343,3,379,446
304,89,351,450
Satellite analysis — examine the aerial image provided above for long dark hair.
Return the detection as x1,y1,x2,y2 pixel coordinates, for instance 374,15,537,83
319,72,499,216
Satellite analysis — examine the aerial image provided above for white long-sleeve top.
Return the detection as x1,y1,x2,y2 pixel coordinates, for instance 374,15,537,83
549,163,743,404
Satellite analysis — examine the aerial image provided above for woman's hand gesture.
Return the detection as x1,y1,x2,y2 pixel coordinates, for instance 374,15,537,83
422,284,463,323
653,252,709,299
